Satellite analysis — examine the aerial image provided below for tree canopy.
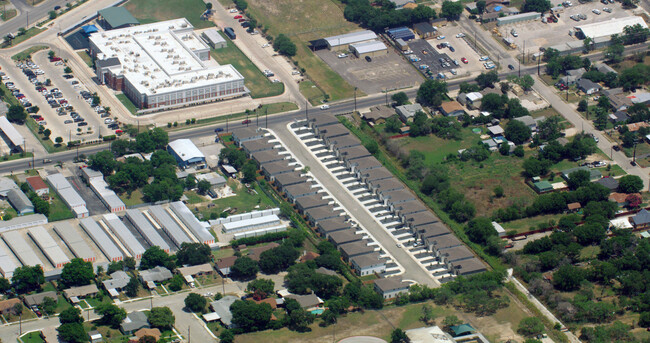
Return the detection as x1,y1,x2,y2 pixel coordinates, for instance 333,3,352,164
176,243,212,266
185,293,207,312
61,258,94,287
148,307,175,330
504,119,532,145
230,300,273,332
140,246,172,270
417,80,447,107
11,265,44,294
273,34,297,56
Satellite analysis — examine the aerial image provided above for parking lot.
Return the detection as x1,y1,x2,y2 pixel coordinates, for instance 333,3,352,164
496,1,636,52
4,50,118,146
316,47,422,94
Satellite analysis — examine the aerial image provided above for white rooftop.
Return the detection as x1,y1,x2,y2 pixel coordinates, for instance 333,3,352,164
325,30,377,47
203,29,226,45
168,139,205,162
350,40,387,54
576,16,647,40
223,214,280,232
0,116,23,147
89,18,243,97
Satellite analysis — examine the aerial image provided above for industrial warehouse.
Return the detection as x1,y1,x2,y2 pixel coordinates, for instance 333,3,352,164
89,18,248,110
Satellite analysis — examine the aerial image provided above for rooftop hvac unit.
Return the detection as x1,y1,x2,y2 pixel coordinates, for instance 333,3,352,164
153,29,158,32
102,33,107,38
129,51,134,55
161,48,166,52
181,23,188,28
135,53,140,57
149,35,154,39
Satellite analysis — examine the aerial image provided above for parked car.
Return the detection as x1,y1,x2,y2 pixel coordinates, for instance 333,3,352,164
78,122,88,127
508,64,515,70
320,104,330,110
365,56,372,62
234,15,242,19
461,57,468,64
214,127,224,133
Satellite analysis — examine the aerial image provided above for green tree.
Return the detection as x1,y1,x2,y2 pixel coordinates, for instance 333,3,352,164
505,119,532,144
518,75,535,91
441,0,463,20
242,161,258,183
273,34,297,56
42,296,57,315
43,129,51,139
148,307,175,330
577,99,588,112
168,274,184,292
639,312,650,328
391,92,409,106
605,42,624,63
518,317,544,337
475,71,499,89
0,277,10,293
59,307,83,324
7,105,26,124
11,265,44,294
89,150,118,176
417,80,447,107
391,328,411,343
140,246,170,270
61,258,94,287
125,277,140,297
567,169,591,190
219,329,235,343
385,115,402,133
176,243,212,266
185,293,207,312
230,300,273,332
57,323,87,343
197,179,211,195
513,145,525,157
420,304,435,324
247,278,275,297
465,217,497,244
231,256,258,279
95,303,127,328
55,136,63,145
364,140,379,154
553,264,584,291
618,175,643,193
522,0,551,13
476,0,486,14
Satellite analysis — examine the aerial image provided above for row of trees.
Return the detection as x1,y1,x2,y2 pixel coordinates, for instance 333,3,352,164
342,0,437,32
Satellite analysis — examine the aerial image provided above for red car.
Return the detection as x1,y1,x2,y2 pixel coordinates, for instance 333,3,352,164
461,57,468,64
242,119,251,124
238,18,247,22
234,15,242,19
115,129,123,134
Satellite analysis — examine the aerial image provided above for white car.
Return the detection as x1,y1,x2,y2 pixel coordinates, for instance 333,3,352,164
436,35,445,40
603,7,612,12
229,8,238,13
592,9,601,14
456,33,466,38
320,104,330,110
1,76,9,80
261,43,269,48
337,53,348,58
104,118,113,124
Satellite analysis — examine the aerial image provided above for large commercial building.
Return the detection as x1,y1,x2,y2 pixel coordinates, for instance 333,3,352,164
350,41,388,58
167,139,206,169
89,18,247,110
79,218,123,262
575,16,648,40
124,209,170,253
324,30,378,51
102,213,145,259
88,176,126,213
169,201,214,245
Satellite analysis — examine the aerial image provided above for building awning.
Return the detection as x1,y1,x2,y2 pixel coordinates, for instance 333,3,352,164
82,25,99,34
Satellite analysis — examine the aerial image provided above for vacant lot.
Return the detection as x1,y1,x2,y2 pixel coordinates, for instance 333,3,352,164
194,180,276,219
241,0,358,102
210,31,284,98
236,295,527,343
124,0,213,29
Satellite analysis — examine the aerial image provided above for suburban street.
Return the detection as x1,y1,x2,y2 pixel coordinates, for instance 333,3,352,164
0,0,70,37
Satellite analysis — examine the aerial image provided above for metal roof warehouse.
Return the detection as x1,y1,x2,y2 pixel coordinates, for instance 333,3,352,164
79,218,123,262
576,16,647,40
103,213,145,259
53,223,96,262
324,30,378,49
148,206,192,247
125,209,170,253
27,226,70,268
2,230,43,268
0,116,24,152
169,201,214,245
350,41,388,57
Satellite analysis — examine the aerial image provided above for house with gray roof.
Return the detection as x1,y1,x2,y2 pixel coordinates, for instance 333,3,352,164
284,293,323,309
350,252,386,276
316,123,349,140
368,177,404,196
328,229,361,246
595,176,619,192
7,189,33,215
306,205,344,224
577,78,601,95
23,291,57,307
102,271,131,297
382,189,416,207
449,258,487,276
337,145,371,163
139,266,173,288
393,200,428,217
316,217,350,237
283,182,319,202
328,135,362,151
262,161,295,179
416,223,450,241
402,211,439,230
360,167,393,185
339,241,374,260
273,172,305,191
438,245,475,265
120,311,149,334
295,195,329,213
232,127,264,146
396,104,423,123
425,234,462,252
374,277,410,299
308,113,339,130
632,209,650,229
241,137,274,155
210,296,239,328
251,150,285,166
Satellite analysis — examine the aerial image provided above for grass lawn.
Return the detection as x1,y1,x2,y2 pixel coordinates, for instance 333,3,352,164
236,298,525,343
85,296,111,309
77,51,93,68
580,245,601,261
184,190,205,204
82,322,125,342
299,80,326,105
212,248,235,260
241,0,358,102
118,188,144,207
11,45,48,61
2,28,46,48
21,332,44,343
210,32,284,98
25,118,66,153
612,55,650,72
48,188,75,221
196,180,275,219
124,0,214,29
116,93,138,114
1,9,17,21
501,213,566,234
55,295,72,313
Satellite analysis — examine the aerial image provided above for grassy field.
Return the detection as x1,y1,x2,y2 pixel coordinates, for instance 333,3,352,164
501,213,566,234
2,28,45,48
20,332,44,343
124,0,213,29
195,180,275,219
116,93,138,114
11,45,47,61
210,32,284,99
183,190,205,204
119,188,144,207
48,188,75,221
236,296,526,343
299,80,326,105
1,9,17,21
77,51,93,68
241,0,358,102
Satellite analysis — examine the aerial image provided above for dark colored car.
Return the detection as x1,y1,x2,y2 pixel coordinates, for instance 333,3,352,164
508,64,515,70
365,56,372,62
54,5,61,10
78,122,88,127
214,127,224,132
613,145,621,151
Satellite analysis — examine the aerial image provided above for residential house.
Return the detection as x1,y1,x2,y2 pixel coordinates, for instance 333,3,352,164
396,104,423,123
607,93,633,112
402,211,439,230
412,22,436,38
283,182,319,203
373,277,410,299
284,293,323,310
308,113,339,131
315,123,350,141
630,92,650,105
316,217,351,237
327,135,362,152
368,177,404,196
416,223,450,242
248,242,280,261
337,145,371,163
533,181,553,193
26,177,49,196
120,311,150,335
457,92,482,109
294,195,329,213
305,205,344,225
594,62,617,75
216,256,238,276
487,125,504,137
425,234,462,253
139,266,173,289
482,139,498,151
23,291,57,307
631,209,650,229
0,298,21,315
350,252,386,276
210,295,239,328
438,245,474,265
102,271,131,297
609,110,629,123
595,176,619,192
178,263,214,279
383,189,417,209
7,189,33,215
577,79,601,95
449,258,487,276
393,200,428,218
566,68,586,78
362,106,395,125
301,252,320,263
514,115,540,132
339,241,375,260
440,101,465,117
232,127,264,146
273,171,305,192
261,161,295,179
63,284,99,302
328,229,362,246
241,137,274,155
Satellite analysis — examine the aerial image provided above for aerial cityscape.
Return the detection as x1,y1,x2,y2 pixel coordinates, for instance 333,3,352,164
0,0,646,342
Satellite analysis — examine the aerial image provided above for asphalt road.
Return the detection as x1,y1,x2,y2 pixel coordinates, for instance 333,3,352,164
1,0,70,36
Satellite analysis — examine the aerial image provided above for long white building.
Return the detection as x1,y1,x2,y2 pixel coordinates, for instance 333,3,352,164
89,18,248,109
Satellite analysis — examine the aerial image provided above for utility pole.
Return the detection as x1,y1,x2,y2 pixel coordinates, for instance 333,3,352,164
26,11,29,27
537,54,541,76
226,114,228,133
633,141,638,164
188,326,191,343
354,87,357,112
31,149,34,169
305,100,309,121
